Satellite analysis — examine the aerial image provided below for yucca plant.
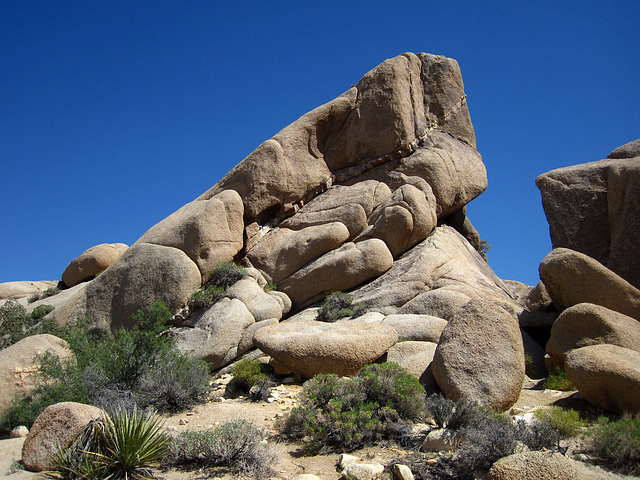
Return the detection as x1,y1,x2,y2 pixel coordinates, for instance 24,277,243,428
47,408,168,480
94,407,169,480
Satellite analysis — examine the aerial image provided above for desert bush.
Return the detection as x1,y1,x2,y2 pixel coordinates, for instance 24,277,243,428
278,362,424,453
231,358,275,401
50,407,169,480
425,394,455,428
543,366,575,391
264,281,277,292
590,415,640,474
518,419,560,451
316,291,354,322
0,300,60,349
167,420,277,479
187,284,226,311
208,262,247,289
27,285,60,304
0,300,210,432
534,406,584,437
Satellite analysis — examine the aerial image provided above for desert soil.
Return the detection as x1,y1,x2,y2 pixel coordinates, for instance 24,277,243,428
0,376,636,480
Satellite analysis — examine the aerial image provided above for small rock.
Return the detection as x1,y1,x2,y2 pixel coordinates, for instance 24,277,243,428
339,453,361,468
295,475,322,480
179,418,189,425
10,425,29,438
393,464,415,480
341,462,385,480
186,412,195,416
421,428,458,452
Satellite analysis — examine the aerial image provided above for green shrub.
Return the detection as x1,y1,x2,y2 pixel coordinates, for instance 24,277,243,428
231,358,274,401
167,420,277,478
0,300,210,432
187,284,226,311
534,406,584,437
278,362,424,453
0,300,60,349
316,291,354,322
208,262,247,289
50,407,169,480
591,415,640,474
543,367,575,391
264,281,277,292
27,285,60,304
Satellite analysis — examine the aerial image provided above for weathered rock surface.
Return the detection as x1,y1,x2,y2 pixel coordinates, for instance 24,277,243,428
432,299,525,412
0,281,58,301
488,450,594,480
381,314,447,342
84,243,201,331
537,143,640,289
22,402,103,472
136,190,244,280
253,320,398,378
278,239,394,307
351,226,519,317
546,303,640,371
565,344,640,413
0,335,73,418
61,243,128,287
539,248,640,318
385,341,437,382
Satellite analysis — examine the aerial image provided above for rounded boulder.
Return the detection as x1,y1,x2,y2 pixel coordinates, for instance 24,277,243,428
61,243,128,287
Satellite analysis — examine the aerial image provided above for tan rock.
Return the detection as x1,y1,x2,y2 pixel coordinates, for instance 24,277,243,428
22,402,103,472
432,299,525,412
488,451,594,480
0,335,73,418
136,190,244,280
385,341,437,385
61,243,128,287
10,426,29,438
539,248,640,318
565,344,640,413
546,303,640,371
253,320,398,379
341,462,385,480
393,463,415,480
279,239,394,308
226,277,287,322
0,281,58,301
84,243,201,331
382,314,447,342
247,223,351,283
357,183,437,257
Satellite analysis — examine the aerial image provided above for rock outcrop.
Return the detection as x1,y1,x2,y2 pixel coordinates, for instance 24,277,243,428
537,139,640,289
61,243,129,287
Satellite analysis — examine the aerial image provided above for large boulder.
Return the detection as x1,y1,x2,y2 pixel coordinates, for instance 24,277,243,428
136,190,244,280
488,451,596,480
431,299,525,412
565,344,640,413
0,335,73,418
253,320,398,378
278,239,394,308
84,243,201,331
537,142,640,289
539,248,640,318
385,340,438,389
22,402,103,472
61,243,129,287
381,314,447,342
0,281,58,301
546,303,640,371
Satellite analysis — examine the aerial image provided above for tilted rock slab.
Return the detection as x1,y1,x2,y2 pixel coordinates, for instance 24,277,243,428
22,402,103,472
0,335,73,418
546,302,640,371
61,242,129,287
253,320,398,378
432,299,525,412
565,344,640,414
539,248,640,318
537,140,640,289
351,226,519,317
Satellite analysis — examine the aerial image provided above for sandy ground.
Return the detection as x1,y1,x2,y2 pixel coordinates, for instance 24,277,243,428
1,377,636,480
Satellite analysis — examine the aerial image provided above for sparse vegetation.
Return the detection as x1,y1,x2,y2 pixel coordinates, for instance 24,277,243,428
590,415,640,474
208,261,247,289
187,284,226,311
278,362,425,454
27,285,60,304
231,358,275,401
534,405,585,437
543,366,575,391
50,407,169,480
167,420,277,479
264,281,277,292
0,300,60,349
0,300,210,433
316,291,354,322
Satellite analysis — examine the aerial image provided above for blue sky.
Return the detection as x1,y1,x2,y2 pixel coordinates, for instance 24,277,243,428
1,1,638,286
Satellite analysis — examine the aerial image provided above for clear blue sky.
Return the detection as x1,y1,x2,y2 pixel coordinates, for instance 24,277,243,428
1,1,638,286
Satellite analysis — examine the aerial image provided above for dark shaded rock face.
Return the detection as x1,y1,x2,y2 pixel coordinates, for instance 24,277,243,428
536,139,640,289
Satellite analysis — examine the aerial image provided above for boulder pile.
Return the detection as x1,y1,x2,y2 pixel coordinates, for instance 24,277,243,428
2,51,639,421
